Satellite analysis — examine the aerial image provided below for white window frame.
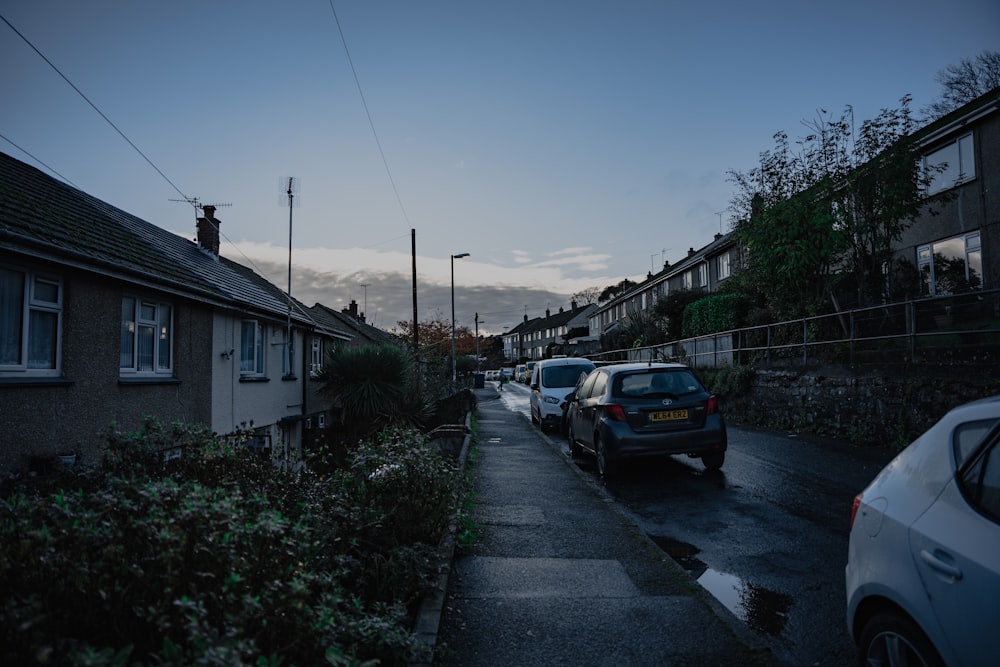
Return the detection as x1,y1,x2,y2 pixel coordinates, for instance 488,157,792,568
917,232,982,296
310,336,322,376
240,319,266,377
717,251,732,281
0,267,62,376
924,132,976,196
120,297,173,376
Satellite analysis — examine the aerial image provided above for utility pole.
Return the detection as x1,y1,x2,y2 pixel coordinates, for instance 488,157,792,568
280,177,298,377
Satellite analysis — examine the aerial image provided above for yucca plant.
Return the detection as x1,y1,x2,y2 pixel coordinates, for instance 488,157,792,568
316,344,427,438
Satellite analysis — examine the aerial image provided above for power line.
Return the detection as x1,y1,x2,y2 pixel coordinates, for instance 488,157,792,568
0,12,190,202
326,1,411,228
0,14,323,326
0,132,78,188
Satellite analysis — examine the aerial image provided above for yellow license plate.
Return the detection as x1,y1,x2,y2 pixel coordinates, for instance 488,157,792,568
650,409,688,422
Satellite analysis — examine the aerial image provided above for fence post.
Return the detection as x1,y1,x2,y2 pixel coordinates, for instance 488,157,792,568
849,310,855,365
802,319,808,365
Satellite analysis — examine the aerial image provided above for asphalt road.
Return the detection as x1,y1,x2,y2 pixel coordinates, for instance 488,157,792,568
494,379,897,666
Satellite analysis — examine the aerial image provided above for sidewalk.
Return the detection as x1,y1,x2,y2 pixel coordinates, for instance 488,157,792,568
430,386,777,666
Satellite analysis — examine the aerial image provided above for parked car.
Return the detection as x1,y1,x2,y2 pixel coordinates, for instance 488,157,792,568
524,360,537,384
529,358,595,431
515,364,527,383
846,395,1000,667
564,362,726,477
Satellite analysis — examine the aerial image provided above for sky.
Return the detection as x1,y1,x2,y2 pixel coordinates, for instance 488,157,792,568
2,1,998,335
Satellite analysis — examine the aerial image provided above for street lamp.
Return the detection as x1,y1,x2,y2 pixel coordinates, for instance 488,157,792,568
475,312,484,373
451,252,470,386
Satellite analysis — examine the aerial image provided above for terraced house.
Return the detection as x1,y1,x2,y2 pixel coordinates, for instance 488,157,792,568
591,86,1000,347
0,151,317,474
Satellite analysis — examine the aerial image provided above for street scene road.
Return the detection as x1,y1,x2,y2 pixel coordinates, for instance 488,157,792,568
494,380,896,666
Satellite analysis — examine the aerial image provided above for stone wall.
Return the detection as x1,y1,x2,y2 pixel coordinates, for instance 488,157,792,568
720,365,1000,449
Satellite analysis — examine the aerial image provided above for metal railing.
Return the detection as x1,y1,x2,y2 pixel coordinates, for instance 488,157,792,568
590,289,1000,369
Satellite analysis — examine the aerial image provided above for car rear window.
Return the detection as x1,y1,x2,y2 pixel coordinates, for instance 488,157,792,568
953,418,1000,467
541,363,595,388
614,370,703,398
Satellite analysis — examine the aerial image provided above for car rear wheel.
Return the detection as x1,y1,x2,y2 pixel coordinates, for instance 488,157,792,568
701,451,725,471
596,435,616,479
857,611,944,667
568,423,582,457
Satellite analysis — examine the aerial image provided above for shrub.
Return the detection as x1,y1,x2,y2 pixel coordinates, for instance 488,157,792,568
0,421,460,666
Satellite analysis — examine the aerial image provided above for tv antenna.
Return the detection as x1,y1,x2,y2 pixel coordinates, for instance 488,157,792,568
715,208,729,233
170,197,232,219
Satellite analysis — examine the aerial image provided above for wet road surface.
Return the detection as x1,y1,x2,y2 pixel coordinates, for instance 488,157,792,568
492,380,895,666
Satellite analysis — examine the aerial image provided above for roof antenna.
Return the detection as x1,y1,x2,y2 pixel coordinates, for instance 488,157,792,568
170,197,232,220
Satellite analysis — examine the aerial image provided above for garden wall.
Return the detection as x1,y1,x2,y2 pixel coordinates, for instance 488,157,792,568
720,365,1000,448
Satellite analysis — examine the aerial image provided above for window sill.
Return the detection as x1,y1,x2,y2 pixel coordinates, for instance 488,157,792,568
0,376,75,388
239,376,271,383
119,376,181,385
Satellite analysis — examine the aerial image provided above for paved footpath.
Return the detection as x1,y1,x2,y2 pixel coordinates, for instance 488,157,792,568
432,387,778,666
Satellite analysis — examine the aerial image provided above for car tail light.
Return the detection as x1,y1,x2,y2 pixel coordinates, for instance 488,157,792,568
605,404,628,421
706,395,719,415
850,494,862,529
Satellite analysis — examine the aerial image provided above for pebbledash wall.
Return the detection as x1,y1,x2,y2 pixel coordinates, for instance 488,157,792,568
718,365,1000,448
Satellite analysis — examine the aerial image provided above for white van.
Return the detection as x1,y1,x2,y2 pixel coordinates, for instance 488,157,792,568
529,358,596,431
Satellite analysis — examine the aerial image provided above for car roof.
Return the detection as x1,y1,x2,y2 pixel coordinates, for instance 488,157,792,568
597,362,690,374
535,358,595,368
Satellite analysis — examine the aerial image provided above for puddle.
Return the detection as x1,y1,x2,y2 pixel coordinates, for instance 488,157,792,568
650,536,792,637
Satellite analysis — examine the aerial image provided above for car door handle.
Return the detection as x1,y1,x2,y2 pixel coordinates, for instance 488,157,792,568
919,549,963,581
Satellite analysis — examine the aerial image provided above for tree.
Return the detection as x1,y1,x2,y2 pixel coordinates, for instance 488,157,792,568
922,50,1000,120
393,313,474,357
727,96,934,317
598,279,635,304
571,286,601,305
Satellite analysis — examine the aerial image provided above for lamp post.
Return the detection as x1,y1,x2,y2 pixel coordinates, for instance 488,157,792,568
475,312,484,373
451,252,470,386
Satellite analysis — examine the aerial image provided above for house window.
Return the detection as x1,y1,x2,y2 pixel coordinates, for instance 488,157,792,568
924,132,975,195
682,271,692,289
310,336,323,376
240,320,265,376
918,232,982,296
120,297,172,374
0,268,62,375
717,251,732,280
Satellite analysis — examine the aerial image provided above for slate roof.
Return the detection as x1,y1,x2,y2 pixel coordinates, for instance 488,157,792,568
0,151,312,325
307,303,401,347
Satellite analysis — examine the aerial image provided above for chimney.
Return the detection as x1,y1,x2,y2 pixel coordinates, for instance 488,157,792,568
571,300,578,310
545,308,550,319
196,206,221,256
342,300,360,319
688,247,696,257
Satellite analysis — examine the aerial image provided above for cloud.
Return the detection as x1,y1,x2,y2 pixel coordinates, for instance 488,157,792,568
223,240,632,335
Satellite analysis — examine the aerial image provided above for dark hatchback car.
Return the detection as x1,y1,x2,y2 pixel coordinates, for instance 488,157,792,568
565,362,727,477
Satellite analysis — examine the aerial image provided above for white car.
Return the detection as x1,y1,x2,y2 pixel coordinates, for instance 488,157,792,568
529,358,595,432
846,395,1000,667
